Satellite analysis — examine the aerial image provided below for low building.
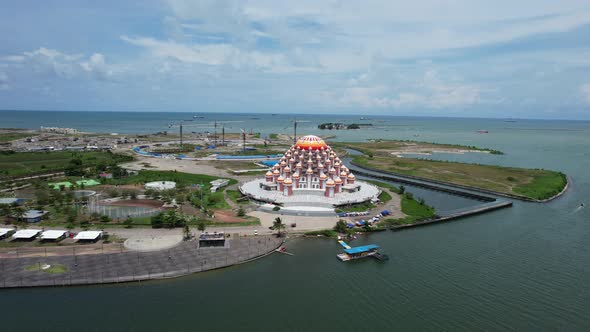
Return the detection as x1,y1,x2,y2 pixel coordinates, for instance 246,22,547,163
99,172,113,179
199,232,226,247
40,230,68,242
74,231,103,242
0,228,16,240
76,179,101,187
0,198,24,205
12,229,41,240
145,181,176,191
17,210,49,223
210,179,230,192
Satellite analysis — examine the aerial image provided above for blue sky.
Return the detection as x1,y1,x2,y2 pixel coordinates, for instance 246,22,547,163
1,0,590,119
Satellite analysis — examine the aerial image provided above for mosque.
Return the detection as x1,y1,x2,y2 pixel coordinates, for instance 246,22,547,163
240,135,380,208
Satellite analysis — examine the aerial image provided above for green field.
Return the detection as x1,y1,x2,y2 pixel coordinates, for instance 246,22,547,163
25,263,68,274
105,170,237,189
386,194,436,225
352,155,566,201
0,151,133,178
0,132,31,142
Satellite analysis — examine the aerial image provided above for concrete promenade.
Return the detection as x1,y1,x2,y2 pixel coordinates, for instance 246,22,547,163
0,235,283,288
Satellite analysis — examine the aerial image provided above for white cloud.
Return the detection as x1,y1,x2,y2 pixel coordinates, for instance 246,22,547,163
121,35,319,73
0,47,117,82
80,53,114,80
322,69,482,109
581,83,590,104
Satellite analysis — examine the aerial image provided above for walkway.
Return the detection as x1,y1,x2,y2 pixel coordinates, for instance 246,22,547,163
0,235,283,288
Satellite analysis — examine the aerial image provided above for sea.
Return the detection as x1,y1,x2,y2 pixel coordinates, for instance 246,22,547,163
1,110,590,331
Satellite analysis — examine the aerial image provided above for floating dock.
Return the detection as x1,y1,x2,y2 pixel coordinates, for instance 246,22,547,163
337,242,388,262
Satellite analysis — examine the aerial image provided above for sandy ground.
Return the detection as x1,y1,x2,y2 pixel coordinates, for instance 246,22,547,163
121,157,231,177
248,211,340,232
124,234,183,252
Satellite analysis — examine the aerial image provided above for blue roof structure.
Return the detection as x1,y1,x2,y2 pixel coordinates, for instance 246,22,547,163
344,244,380,254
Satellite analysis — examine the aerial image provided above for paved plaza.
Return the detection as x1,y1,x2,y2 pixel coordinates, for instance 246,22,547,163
0,235,283,288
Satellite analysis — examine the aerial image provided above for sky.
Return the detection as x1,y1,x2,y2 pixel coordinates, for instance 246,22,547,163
1,0,590,119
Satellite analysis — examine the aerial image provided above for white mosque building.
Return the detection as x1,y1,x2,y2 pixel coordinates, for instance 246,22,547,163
240,135,379,208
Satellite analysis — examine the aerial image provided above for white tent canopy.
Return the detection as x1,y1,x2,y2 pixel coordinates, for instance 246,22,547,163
74,231,103,241
12,229,41,239
40,230,68,240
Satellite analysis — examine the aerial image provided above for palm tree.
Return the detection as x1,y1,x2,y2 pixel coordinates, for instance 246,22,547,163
272,217,286,237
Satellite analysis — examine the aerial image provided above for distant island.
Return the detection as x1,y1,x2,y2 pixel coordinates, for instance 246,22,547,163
318,123,372,130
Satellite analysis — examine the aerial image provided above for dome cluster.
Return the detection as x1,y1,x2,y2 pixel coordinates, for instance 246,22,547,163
265,135,355,197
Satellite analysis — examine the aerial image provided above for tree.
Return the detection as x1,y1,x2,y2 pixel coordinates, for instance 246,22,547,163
271,217,286,237
334,219,348,233
124,217,133,228
236,207,245,217
182,225,190,240
99,215,111,223
399,185,405,194
35,190,50,205
151,212,164,229
66,212,77,225
197,220,206,232
13,206,26,223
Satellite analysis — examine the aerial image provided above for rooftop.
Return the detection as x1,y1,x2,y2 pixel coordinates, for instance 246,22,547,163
344,244,380,255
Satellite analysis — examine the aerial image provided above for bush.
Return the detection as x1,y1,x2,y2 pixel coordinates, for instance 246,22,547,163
333,219,348,233
237,207,245,217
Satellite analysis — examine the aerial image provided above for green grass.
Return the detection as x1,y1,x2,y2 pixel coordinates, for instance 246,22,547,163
0,151,133,178
365,180,401,194
207,219,261,227
226,189,247,204
106,170,237,189
353,155,566,200
304,229,338,238
269,133,279,139
0,132,31,142
25,263,68,274
385,194,436,225
336,201,376,213
378,190,392,203
513,172,567,200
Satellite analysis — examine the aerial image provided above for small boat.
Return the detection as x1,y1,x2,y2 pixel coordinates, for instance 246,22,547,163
477,130,489,134
275,247,294,256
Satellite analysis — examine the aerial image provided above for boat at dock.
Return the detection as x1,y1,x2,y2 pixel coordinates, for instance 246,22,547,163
336,241,388,262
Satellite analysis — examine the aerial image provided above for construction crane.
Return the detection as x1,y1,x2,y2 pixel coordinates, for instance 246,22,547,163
168,120,202,150
240,128,247,152
285,118,310,144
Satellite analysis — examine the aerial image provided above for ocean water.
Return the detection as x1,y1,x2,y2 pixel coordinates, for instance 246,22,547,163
1,110,590,331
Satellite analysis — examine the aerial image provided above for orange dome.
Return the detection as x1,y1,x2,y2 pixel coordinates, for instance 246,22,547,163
319,173,327,179
277,176,284,183
334,177,342,183
284,178,292,185
326,178,335,186
306,168,314,174
265,171,273,176
295,135,328,151
347,173,355,179
273,169,280,175
292,173,300,178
